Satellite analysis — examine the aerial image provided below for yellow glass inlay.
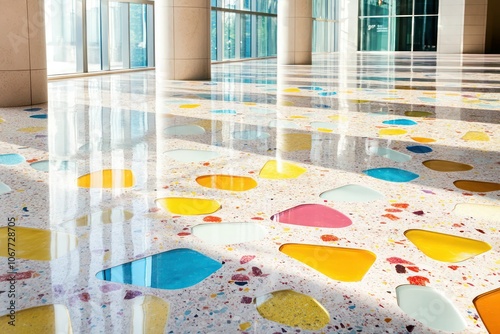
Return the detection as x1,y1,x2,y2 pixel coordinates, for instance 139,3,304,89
454,180,500,193
77,169,135,188
130,295,169,334
277,134,312,152
179,104,201,109
404,111,434,118
0,227,78,261
196,175,257,191
0,304,73,333
18,126,46,133
422,160,473,172
155,197,221,215
196,119,222,131
379,128,407,136
279,244,376,282
404,229,491,263
328,115,348,122
259,160,307,179
256,290,330,330
62,208,134,227
461,131,490,142
283,88,301,93
411,136,436,143
473,288,500,334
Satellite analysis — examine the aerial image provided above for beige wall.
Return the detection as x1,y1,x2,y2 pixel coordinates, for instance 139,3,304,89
463,0,488,53
0,0,47,107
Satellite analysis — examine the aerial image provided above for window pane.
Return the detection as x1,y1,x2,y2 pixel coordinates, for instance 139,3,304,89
224,12,236,59
109,2,129,70
395,0,413,15
415,0,439,15
240,14,252,58
257,0,277,14
394,17,412,51
358,17,389,51
211,10,218,60
267,16,277,56
223,0,239,10
413,16,438,51
359,0,389,16
257,16,267,57
146,4,155,67
45,0,83,75
243,0,251,10
130,4,147,68
87,0,101,72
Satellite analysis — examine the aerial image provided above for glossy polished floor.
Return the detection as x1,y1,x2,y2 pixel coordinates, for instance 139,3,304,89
0,53,499,333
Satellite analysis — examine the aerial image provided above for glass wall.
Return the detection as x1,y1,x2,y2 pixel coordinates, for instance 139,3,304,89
87,0,102,72
313,0,339,53
211,0,277,61
45,0,83,74
45,0,154,76
358,0,439,51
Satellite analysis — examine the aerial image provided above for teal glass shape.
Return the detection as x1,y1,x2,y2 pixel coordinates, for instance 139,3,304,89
96,249,222,290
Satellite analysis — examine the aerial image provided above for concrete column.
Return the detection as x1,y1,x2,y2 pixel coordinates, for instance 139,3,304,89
438,0,488,54
437,0,465,54
0,0,47,107
278,0,312,65
155,0,211,80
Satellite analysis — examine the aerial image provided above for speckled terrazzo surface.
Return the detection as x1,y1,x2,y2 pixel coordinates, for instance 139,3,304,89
0,53,499,333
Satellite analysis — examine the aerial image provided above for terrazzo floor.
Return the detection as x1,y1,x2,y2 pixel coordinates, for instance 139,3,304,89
0,53,499,334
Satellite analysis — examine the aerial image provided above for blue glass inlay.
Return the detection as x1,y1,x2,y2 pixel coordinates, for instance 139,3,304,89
312,104,331,109
96,248,222,290
418,97,437,103
298,86,324,91
318,91,337,97
363,168,419,183
382,119,418,126
211,109,237,115
24,107,43,112
30,114,48,119
406,145,433,154
30,160,50,172
0,154,25,165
